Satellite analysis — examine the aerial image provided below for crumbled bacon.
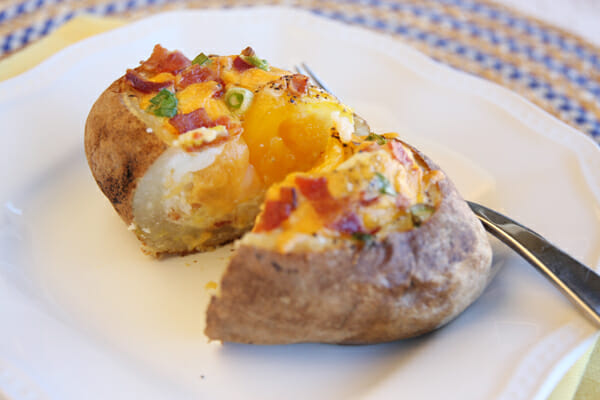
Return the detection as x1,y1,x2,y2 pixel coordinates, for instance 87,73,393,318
359,191,379,206
213,115,230,126
169,108,213,134
295,176,341,215
125,69,173,93
213,115,242,136
288,74,309,96
176,65,217,90
395,193,411,209
185,136,229,153
388,140,413,167
233,56,253,72
328,212,363,234
254,187,297,232
214,220,232,228
241,46,256,57
212,78,226,98
279,187,298,208
295,176,330,203
139,44,191,74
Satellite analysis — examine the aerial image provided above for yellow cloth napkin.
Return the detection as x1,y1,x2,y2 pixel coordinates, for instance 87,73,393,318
550,342,595,400
0,15,124,81
0,14,598,400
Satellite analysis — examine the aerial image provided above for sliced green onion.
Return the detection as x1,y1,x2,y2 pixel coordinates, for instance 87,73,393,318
146,89,178,118
351,232,374,243
192,52,211,66
374,172,397,196
241,54,270,71
410,203,436,227
225,87,254,115
366,133,388,145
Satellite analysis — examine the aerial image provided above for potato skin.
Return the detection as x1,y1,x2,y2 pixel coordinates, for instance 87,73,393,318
205,150,494,344
84,78,167,225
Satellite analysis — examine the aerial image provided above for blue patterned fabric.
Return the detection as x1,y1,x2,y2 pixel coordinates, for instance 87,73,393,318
1,0,599,143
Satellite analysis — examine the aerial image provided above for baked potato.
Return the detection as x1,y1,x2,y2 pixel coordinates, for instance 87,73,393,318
85,45,362,256
85,45,493,344
205,137,493,344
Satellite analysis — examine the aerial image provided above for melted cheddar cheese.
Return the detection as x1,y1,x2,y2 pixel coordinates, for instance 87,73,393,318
244,137,444,253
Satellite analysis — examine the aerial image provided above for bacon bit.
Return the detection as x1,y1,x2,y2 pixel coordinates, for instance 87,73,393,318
369,226,381,235
388,140,413,167
176,65,217,90
328,212,363,234
279,187,298,208
213,115,242,136
395,193,411,209
296,176,332,201
241,46,256,57
212,78,226,98
140,44,191,74
233,56,253,72
214,220,232,228
255,187,297,232
125,69,173,93
289,74,309,96
169,108,213,134
359,191,379,206
295,176,341,215
295,176,329,202
213,115,230,126
255,201,291,231
185,136,230,153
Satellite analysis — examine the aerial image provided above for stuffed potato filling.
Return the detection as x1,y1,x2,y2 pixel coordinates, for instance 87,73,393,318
121,45,357,254
243,135,445,253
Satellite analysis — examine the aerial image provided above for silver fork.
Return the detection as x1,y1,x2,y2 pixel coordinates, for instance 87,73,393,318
295,63,600,326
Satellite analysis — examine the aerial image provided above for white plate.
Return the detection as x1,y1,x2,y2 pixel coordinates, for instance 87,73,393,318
1,7,599,400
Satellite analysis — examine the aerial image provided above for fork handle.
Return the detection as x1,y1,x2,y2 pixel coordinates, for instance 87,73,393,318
468,201,600,326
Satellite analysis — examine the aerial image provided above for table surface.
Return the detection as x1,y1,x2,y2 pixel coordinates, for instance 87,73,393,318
1,0,600,146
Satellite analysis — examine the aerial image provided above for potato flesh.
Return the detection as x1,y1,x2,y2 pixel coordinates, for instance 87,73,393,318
132,137,262,254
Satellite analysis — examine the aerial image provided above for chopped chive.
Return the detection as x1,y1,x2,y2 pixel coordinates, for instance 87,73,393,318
366,133,388,145
410,203,436,226
241,54,269,71
192,52,211,66
351,232,374,243
146,89,178,118
225,87,254,115
374,172,397,196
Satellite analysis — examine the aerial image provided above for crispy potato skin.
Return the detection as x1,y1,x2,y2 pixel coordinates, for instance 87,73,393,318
85,78,167,225
205,150,494,344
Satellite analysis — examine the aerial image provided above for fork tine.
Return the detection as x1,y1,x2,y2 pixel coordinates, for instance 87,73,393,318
297,63,336,97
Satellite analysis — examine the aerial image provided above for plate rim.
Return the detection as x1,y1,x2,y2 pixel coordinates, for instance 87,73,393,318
1,6,599,400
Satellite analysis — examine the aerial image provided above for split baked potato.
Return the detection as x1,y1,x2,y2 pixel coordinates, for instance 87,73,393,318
86,45,361,256
85,45,493,344
206,137,493,343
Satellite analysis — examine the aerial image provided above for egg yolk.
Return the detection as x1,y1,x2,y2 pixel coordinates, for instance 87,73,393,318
242,84,352,186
